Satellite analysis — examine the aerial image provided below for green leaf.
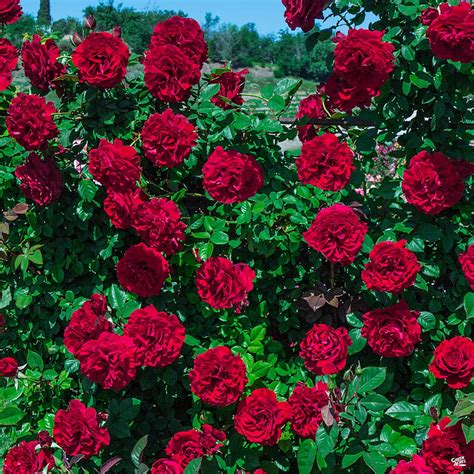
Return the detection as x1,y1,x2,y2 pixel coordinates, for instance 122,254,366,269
184,458,202,474
250,325,266,341
348,328,367,355
297,439,317,474
418,312,436,331
200,84,221,102
386,401,420,421
78,180,98,202
464,293,474,319
410,73,431,89
108,284,128,310
462,423,474,443
27,350,44,371
0,406,25,426
131,435,148,468
453,395,474,418
358,367,386,393
316,425,335,460
360,394,392,412
362,451,387,474
211,231,229,245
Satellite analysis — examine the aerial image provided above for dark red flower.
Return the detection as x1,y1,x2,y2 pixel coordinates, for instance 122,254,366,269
0,38,17,90
202,146,264,204
151,459,183,474
141,109,197,168
210,68,249,110
124,305,185,368
324,73,375,113
390,454,434,473
460,244,474,290
421,8,440,26
282,0,327,32
72,32,130,88
0,0,22,24
296,93,327,142
0,357,18,377
3,439,55,474
103,188,147,230
189,346,247,407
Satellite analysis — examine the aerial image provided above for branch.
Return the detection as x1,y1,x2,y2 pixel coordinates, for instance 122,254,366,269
279,117,375,127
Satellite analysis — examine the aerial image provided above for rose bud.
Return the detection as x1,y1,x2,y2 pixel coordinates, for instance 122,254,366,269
71,32,83,47
84,15,96,30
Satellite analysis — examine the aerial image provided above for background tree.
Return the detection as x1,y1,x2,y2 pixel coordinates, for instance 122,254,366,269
37,0,52,26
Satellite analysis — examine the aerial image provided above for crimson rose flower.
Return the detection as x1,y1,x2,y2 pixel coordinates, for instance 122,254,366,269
53,399,110,458
72,32,130,88
390,455,434,474
76,332,139,390
421,8,439,26
124,305,185,368
131,197,187,255
300,323,352,375
361,240,421,293
141,109,197,168
234,388,291,445
303,204,368,265
0,357,18,377
0,0,22,24
296,133,354,191
15,153,63,206
427,2,474,63
0,38,17,90
202,147,264,203
189,346,247,407
3,439,55,474
361,300,422,357
296,93,326,142
402,151,465,215
324,73,375,113
103,188,147,230
196,257,255,311
6,93,59,150
460,244,474,289
64,294,112,356
210,68,248,109
21,35,66,91
282,0,327,32
429,336,474,389
117,243,171,298
88,138,142,192
144,44,201,102
151,459,183,474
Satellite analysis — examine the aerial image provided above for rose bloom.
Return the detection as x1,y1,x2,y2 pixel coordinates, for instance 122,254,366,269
303,204,368,265
429,336,474,389
117,243,171,298
296,93,326,143
144,44,201,102
72,32,130,88
460,243,474,289
361,300,422,357
361,240,421,293
234,388,291,445
402,151,465,215
150,16,208,67
196,257,255,311
300,323,352,375
189,346,247,407
0,38,18,90
427,2,474,63
288,382,334,438
131,197,187,255
76,332,140,390
202,147,264,204
210,68,248,109
296,133,354,191
0,0,22,24
21,35,66,91
15,153,63,207
390,454,434,474
88,138,142,192
166,424,226,468
64,294,112,356
421,7,439,26
141,109,197,168
0,357,18,377
53,399,110,458
6,93,59,150
103,188,147,230
282,0,327,32
3,439,55,474
124,305,185,368
151,458,183,474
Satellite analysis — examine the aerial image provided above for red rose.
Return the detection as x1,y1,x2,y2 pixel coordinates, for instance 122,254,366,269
324,73,375,113
429,336,474,389
299,323,352,375
0,38,17,90
124,305,185,368
196,257,255,311
296,93,326,143
202,147,264,204
189,346,247,407
3,439,55,474
361,300,422,357
0,0,22,24
296,133,354,191
103,188,147,230
131,197,187,255
460,244,474,289
76,332,139,390
234,388,291,445
150,16,208,67
0,357,18,377
288,382,334,438
53,399,110,458
303,204,368,265
141,109,197,168
151,459,183,474
6,93,59,150
21,35,66,91
427,2,474,63
421,7,440,26
165,424,226,468
15,153,63,206
402,151,465,215
72,32,130,88
144,45,201,103
210,68,249,110
361,240,421,293
390,454,434,474
88,138,142,192
64,294,113,356
282,0,327,32
117,243,171,298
